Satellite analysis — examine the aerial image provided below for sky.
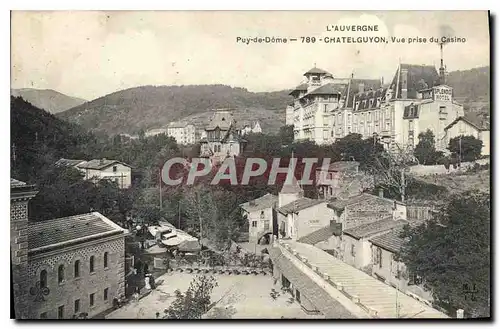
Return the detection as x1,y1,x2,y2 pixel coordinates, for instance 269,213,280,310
11,11,490,101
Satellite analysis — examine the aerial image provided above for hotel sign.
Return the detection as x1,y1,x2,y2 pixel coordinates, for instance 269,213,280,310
433,86,453,102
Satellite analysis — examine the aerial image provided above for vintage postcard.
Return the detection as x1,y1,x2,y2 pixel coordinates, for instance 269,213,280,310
10,10,490,320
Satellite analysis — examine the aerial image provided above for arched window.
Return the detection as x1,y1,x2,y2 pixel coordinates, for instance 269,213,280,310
40,270,47,288
74,260,80,278
104,252,109,268
90,256,95,273
58,265,65,283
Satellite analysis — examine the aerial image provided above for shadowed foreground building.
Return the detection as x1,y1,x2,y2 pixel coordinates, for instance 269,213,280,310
10,178,129,319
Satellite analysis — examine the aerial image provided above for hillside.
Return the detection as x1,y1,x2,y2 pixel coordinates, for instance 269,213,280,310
10,96,97,183
11,88,87,114
58,85,292,135
447,66,490,115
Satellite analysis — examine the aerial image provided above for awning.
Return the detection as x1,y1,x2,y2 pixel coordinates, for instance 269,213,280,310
162,236,184,246
178,240,202,253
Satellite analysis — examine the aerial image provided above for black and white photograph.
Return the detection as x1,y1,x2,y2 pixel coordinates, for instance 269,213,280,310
9,10,491,320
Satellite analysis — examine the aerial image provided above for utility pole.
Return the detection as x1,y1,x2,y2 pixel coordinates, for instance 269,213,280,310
458,136,462,167
159,168,163,210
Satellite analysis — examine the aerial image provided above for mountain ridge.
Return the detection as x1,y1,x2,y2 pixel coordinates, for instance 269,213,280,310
11,88,87,114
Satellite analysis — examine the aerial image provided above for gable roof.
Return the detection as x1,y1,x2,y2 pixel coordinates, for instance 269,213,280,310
289,83,309,95
277,197,325,215
304,83,343,96
55,158,87,168
304,67,331,76
369,228,407,254
240,193,278,212
343,218,408,240
444,114,490,131
389,64,440,100
10,178,26,187
77,159,132,170
327,193,401,211
28,212,127,253
297,225,334,245
206,111,236,131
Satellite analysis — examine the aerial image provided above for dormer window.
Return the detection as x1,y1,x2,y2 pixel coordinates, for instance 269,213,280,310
355,101,360,111
369,99,374,108
376,97,381,107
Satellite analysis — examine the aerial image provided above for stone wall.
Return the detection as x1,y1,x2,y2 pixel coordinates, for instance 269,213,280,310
26,237,125,319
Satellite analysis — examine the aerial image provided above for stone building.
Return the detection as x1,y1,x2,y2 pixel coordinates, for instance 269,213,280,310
289,58,465,153
199,110,245,164
10,178,129,319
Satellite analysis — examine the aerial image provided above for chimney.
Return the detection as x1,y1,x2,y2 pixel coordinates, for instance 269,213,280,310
439,43,446,85
358,83,365,94
401,68,408,99
100,158,105,165
456,309,464,319
378,188,384,198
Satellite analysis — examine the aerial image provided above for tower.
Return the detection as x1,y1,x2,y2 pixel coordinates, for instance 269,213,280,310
439,42,446,85
10,178,38,319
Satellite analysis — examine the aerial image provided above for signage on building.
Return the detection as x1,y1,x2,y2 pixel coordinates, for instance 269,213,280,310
433,86,452,102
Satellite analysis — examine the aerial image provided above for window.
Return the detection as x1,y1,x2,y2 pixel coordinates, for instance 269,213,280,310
74,260,80,278
40,270,47,288
90,293,95,307
40,312,47,319
355,101,360,110
260,211,265,219
347,113,352,124
104,252,109,268
113,166,117,172
58,265,65,283
263,220,270,231
409,120,414,131
74,299,80,313
351,244,356,257
89,256,95,273
104,288,109,301
377,247,383,267
58,305,64,319
369,99,374,108
324,104,328,113
252,221,257,228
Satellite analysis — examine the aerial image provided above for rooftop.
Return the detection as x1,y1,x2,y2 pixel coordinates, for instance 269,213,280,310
327,193,401,211
206,111,236,131
343,218,408,240
55,158,86,168
305,83,343,96
240,193,278,212
389,64,440,100
77,159,131,170
289,83,309,95
277,198,325,215
445,114,490,131
297,225,335,245
276,241,448,318
304,67,331,76
10,178,26,187
28,212,127,252
369,228,407,254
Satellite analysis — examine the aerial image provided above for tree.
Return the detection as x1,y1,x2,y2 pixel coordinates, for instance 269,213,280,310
164,275,218,319
398,191,490,318
369,144,417,202
414,130,438,165
278,125,294,145
448,135,483,163
334,133,384,171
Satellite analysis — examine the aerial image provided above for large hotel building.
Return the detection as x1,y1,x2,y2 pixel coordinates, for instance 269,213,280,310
287,60,465,152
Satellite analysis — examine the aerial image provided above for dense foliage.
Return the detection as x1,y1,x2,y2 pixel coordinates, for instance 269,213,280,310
414,130,442,165
448,135,483,163
399,191,490,318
